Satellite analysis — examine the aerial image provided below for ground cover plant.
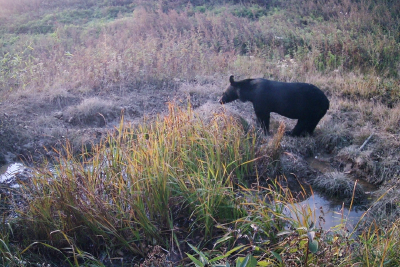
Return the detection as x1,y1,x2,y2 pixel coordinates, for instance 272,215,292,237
0,0,400,265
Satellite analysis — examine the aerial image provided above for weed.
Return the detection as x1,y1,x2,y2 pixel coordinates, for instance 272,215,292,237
354,219,400,266
187,178,356,266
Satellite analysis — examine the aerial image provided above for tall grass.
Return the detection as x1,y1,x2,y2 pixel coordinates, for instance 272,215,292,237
16,103,256,261
354,219,400,266
2,103,398,265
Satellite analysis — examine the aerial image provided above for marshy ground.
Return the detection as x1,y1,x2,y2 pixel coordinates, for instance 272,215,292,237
1,0,400,265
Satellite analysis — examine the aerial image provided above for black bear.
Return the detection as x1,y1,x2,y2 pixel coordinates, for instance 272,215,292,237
219,76,329,136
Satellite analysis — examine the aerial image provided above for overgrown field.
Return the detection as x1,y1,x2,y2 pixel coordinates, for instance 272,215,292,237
1,0,400,265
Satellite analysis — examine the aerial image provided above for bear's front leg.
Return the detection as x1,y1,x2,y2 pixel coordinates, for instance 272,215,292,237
256,112,270,135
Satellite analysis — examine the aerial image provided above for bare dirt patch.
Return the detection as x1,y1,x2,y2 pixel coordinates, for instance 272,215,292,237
0,83,183,164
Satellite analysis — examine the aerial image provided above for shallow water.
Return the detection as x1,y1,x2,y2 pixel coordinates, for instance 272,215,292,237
306,155,334,173
287,192,367,231
306,156,378,193
291,156,378,231
0,163,25,184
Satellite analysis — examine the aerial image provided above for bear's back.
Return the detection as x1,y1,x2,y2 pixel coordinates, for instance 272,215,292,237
252,79,329,119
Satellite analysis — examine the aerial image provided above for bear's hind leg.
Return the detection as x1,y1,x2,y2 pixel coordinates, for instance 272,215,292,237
289,119,308,136
305,110,327,135
305,118,321,135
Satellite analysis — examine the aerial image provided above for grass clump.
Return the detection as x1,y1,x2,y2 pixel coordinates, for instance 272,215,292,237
313,171,365,201
16,103,256,262
353,219,400,267
64,97,118,126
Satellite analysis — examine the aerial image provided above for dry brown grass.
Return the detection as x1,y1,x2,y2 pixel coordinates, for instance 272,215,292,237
0,0,101,15
0,0,41,15
313,171,365,200
63,97,118,126
1,0,399,101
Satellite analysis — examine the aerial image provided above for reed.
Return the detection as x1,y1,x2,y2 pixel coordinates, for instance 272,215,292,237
16,103,256,261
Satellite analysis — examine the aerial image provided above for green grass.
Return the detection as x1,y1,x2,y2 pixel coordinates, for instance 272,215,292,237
354,219,400,267
11,103,256,264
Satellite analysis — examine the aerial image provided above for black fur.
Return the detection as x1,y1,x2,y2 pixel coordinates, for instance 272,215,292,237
219,75,329,137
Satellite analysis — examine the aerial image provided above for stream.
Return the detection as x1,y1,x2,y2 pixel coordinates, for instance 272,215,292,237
288,191,366,231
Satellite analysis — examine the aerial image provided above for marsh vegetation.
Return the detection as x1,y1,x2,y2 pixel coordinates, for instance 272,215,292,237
0,0,400,265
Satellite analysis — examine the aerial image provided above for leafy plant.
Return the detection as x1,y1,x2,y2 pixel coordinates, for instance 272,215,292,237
186,243,245,267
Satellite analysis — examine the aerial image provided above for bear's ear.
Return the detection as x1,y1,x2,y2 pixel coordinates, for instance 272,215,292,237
229,75,235,85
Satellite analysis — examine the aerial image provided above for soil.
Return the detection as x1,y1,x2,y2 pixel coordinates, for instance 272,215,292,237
0,83,186,165
0,80,383,198
0,77,263,163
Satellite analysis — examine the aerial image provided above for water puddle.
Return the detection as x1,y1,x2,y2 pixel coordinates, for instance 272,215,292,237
306,155,334,173
306,156,377,192
286,192,366,231
0,163,27,188
284,155,378,231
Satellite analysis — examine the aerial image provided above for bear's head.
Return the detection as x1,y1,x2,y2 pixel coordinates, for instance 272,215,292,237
219,75,239,104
